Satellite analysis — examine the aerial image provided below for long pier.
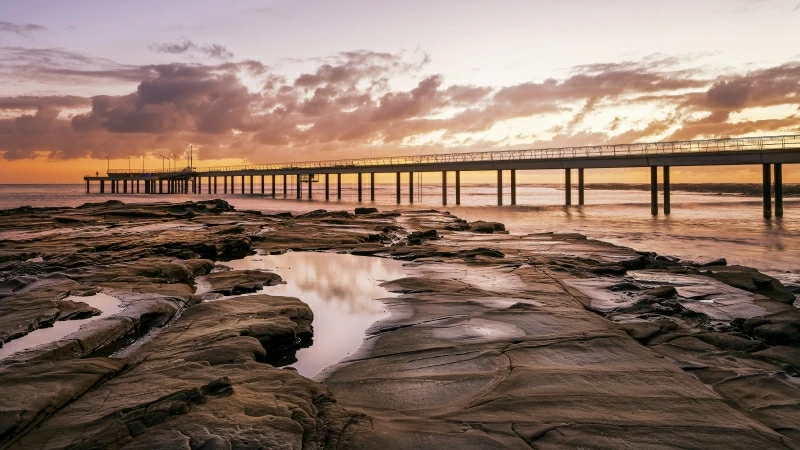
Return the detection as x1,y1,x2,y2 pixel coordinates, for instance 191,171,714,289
85,134,800,218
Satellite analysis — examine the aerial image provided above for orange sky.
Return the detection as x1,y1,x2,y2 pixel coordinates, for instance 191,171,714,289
1,1,799,183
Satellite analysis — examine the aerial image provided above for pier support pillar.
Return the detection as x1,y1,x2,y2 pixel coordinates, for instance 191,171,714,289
283,175,287,197
510,169,517,206
271,175,276,197
455,171,461,205
158,179,163,194
297,176,301,200
224,176,228,194
308,176,312,200
442,171,447,206
370,173,375,202
325,174,330,201
100,180,105,193
396,173,401,204
136,180,140,194
578,168,585,206
763,163,772,219
123,180,128,194
249,175,253,195
663,166,671,215
358,173,363,202
565,169,572,206
497,170,503,206
651,166,658,216
337,174,342,200
213,177,217,194
240,176,245,194
86,180,90,193
409,172,414,204
775,163,783,217
261,175,265,195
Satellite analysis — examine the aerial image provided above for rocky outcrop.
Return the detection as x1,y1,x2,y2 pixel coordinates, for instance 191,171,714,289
202,269,284,295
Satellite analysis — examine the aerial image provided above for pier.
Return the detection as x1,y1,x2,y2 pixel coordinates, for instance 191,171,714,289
84,134,800,218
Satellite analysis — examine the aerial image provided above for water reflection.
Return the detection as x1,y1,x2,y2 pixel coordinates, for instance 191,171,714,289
0,292,122,360
223,252,406,378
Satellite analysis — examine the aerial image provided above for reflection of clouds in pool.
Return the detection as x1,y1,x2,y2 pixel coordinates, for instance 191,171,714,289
222,251,407,378
229,252,406,314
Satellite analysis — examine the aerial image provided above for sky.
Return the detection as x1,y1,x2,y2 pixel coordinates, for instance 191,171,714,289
1,0,799,183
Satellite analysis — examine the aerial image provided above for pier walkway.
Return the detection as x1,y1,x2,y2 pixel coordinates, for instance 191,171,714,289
84,134,800,218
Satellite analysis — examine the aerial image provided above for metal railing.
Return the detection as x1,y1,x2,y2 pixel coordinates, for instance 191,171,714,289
107,134,800,175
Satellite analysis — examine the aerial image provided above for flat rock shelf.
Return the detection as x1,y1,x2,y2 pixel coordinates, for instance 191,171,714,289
0,200,797,449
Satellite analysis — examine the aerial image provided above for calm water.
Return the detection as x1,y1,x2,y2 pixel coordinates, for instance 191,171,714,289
1,184,798,278
206,252,406,378
0,292,122,360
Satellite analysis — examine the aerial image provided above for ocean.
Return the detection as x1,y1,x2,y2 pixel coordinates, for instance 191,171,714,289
1,183,797,287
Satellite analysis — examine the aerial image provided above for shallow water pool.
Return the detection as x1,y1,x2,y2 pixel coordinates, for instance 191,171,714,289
220,251,406,378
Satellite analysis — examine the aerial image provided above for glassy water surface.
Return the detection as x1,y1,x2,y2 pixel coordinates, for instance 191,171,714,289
216,251,406,378
0,292,122,360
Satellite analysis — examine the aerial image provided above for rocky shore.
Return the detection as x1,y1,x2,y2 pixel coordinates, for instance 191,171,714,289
0,200,797,449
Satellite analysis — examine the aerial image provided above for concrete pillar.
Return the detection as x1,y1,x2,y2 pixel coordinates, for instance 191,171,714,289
763,163,772,219
358,173,363,202
249,175,253,195
396,172,401,204
308,175,312,200
86,180,90,193
283,175,287,197
409,172,414,204
455,171,461,205
578,168,585,206
663,166,670,215
510,169,517,206
442,171,447,206
775,163,783,218
370,173,375,202
213,177,217,194
123,179,128,194
271,175,276,197
296,176,301,200
136,180,140,194
241,176,245,194
100,180,105,193
159,179,163,194
337,174,342,200
651,166,658,216
497,170,503,206
224,176,228,193
565,169,571,206
325,174,330,200
195,178,199,194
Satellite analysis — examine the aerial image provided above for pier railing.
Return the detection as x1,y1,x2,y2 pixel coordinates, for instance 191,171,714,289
107,134,800,175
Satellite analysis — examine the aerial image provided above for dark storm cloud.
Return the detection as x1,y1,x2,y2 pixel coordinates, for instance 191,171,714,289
1,48,799,162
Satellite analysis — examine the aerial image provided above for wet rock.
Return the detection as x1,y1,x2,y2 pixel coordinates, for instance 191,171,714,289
468,220,506,233
202,270,283,295
0,358,126,447
354,207,379,214
646,286,678,299
457,248,505,259
704,265,796,303
743,311,800,347
0,276,82,345
14,295,362,450
407,229,439,244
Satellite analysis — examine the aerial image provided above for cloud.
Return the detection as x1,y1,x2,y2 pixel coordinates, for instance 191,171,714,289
0,95,89,111
1,49,799,163
0,21,46,37
150,39,234,59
